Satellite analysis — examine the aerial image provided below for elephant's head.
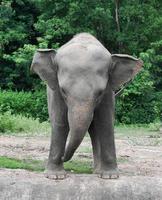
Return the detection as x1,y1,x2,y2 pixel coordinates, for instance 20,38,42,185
31,48,143,162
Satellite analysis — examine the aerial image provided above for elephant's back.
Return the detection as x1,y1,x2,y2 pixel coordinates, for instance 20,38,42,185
58,33,108,52
56,33,111,67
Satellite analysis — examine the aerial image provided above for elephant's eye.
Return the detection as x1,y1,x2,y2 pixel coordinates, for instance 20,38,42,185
98,90,103,97
60,88,67,97
96,90,103,98
95,90,103,102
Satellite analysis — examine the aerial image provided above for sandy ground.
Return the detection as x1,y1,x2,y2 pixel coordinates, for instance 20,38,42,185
0,135,162,177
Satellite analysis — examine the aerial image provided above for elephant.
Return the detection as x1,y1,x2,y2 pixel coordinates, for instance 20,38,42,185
31,33,143,180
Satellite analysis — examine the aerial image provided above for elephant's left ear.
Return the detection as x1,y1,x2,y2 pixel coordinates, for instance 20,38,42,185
109,54,143,91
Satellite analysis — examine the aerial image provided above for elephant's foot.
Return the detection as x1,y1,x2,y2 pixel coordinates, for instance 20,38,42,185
96,168,119,179
44,169,67,180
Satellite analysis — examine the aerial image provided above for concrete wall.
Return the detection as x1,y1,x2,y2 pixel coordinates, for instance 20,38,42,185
0,170,162,200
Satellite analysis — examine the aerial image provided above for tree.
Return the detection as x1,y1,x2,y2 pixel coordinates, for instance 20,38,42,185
0,0,39,90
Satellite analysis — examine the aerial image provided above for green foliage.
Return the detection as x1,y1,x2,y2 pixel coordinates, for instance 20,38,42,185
118,0,162,54
3,44,37,90
116,95,158,124
34,1,114,49
0,90,48,122
0,0,39,90
0,111,50,135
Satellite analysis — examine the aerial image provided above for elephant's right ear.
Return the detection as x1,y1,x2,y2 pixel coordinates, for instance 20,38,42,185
30,49,58,90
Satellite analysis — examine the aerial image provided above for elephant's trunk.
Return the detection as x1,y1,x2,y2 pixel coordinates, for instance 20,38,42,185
63,102,93,162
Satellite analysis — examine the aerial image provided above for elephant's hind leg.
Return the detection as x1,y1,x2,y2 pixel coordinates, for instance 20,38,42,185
96,121,119,179
89,121,101,174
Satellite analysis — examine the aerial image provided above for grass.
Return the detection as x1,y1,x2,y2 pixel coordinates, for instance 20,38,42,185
0,112,161,138
114,122,162,146
0,156,44,171
127,137,162,146
78,146,92,153
0,156,129,174
115,122,162,138
64,160,93,173
0,112,50,136
0,156,93,174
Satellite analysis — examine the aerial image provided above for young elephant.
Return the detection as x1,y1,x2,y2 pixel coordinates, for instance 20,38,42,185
31,33,143,179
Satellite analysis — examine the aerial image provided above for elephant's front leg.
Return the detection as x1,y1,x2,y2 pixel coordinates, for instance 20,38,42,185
45,86,69,180
92,90,119,179
45,123,68,180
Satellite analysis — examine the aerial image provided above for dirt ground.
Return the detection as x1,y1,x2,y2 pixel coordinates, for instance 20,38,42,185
0,132,162,177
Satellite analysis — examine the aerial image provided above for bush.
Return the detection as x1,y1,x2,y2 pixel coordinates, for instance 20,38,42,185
0,89,48,122
115,91,162,124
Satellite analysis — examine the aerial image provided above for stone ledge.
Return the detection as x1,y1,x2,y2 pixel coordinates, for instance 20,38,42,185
0,169,162,200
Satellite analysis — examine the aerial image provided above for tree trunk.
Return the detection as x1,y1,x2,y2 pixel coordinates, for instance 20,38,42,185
115,0,122,53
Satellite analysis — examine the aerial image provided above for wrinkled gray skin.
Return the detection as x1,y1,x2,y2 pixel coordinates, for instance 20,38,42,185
31,33,143,180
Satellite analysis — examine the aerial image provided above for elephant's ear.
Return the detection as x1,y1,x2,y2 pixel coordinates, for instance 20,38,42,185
30,49,58,90
109,54,143,91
